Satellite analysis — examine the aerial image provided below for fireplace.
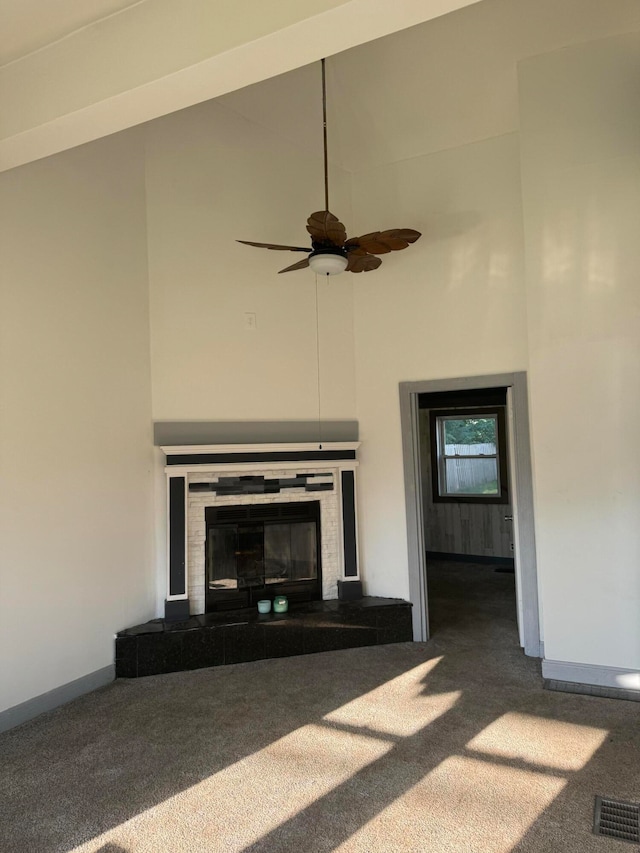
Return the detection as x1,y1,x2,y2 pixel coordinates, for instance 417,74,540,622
161,442,361,619
205,501,321,610
116,441,416,677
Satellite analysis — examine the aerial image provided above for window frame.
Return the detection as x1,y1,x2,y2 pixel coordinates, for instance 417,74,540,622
429,406,509,504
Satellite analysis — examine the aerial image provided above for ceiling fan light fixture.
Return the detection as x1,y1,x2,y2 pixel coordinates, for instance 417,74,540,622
237,59,421,275
308,250,348,276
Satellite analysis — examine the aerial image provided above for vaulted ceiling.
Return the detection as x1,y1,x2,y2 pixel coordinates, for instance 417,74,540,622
0,0,482,172
0,0,142,65
1,0,639,175
217,0,640,174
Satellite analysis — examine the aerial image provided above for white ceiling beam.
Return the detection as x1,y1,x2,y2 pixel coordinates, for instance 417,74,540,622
0,0,481,173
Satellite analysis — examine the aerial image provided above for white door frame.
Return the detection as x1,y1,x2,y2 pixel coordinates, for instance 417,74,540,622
399,371,541,657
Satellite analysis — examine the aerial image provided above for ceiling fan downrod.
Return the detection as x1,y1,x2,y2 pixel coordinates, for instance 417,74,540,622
322,57,329,214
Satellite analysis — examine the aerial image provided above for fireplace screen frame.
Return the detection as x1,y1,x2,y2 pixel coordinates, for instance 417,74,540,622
204,501,322,611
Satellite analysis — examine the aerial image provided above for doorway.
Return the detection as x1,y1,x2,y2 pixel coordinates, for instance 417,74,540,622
399,372,541,657
418,386,516,642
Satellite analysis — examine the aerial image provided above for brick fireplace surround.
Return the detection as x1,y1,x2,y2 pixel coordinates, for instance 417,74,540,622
115,443,412,677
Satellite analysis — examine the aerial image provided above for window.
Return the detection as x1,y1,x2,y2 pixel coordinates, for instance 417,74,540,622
429,407,508,503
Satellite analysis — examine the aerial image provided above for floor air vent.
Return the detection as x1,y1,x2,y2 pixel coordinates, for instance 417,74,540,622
594,796,640,843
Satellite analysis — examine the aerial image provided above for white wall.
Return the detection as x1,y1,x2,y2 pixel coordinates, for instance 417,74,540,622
351,132,528,598
351,24,640,681
0,131,155,712
519,33,640,670
146,98,356,423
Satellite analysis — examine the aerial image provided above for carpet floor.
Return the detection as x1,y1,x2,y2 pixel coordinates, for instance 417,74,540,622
1,560,639,853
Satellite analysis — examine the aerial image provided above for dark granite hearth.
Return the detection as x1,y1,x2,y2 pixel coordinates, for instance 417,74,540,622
115,597,413,678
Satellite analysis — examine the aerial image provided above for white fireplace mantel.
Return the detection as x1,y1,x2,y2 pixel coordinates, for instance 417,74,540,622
162,441,361,455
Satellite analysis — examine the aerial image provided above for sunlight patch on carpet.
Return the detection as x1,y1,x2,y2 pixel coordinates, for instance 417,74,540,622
69,722,392,853
465,712,608,771
323,657,459,737
334,755,567,853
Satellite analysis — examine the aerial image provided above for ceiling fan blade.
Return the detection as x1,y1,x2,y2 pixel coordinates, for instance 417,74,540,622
350,232,392,254
237,240,310,252
278,257,311,274
306,211,347,247
384,228,421,244
350,228,422,255
346,251,382,273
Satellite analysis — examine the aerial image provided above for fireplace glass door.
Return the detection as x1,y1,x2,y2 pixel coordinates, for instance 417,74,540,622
205,502,321,610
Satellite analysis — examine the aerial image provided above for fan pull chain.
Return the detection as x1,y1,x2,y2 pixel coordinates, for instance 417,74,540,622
315,273,322,449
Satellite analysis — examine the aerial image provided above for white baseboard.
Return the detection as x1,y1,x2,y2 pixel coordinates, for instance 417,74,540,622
0,665,114,734
542,659,640,691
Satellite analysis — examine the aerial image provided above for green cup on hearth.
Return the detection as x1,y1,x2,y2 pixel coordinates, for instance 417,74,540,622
273,595,288,614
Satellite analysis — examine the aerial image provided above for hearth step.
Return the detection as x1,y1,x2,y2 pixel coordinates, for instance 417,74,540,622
115,597,412,678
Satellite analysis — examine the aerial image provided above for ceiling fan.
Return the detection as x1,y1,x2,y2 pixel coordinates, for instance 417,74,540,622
238,59,421,275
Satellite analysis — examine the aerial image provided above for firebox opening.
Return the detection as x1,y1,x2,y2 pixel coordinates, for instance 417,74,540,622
205,501,321,611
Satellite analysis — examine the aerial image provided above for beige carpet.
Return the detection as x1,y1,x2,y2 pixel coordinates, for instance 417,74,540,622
1,560,638,853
